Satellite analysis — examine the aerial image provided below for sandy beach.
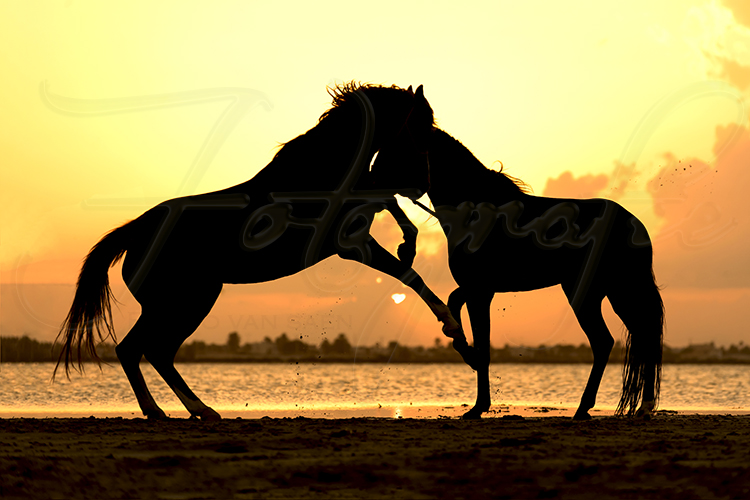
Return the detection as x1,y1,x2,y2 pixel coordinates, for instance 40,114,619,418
1,412,749,499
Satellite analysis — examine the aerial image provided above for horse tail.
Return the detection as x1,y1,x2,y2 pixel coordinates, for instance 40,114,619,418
53,220,136,380
612,265,664,416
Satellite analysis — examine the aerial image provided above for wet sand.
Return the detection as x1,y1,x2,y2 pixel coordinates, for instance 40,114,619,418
1,413,749,499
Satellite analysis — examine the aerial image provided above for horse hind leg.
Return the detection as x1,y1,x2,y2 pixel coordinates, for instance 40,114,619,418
141,283,224,421
146,347,221,421
116,322,167,420
569,299,614,421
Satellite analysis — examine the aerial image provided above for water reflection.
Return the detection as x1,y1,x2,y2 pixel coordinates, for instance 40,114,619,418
0,362,748,415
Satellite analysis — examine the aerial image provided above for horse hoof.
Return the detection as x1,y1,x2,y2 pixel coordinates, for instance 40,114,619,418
145,409,168,420
462,408,484,420
572,410,592,421
635,408,653,421
635,401,655,421
452,340,479,371
198,408,222,421
441,321,463,338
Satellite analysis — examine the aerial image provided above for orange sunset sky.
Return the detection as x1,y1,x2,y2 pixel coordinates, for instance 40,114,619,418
2,1,749,349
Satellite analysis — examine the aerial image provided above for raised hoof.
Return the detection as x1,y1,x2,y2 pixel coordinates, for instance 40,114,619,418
441,320,463,339
452,339,479,371
439,315,465,345
197,407,222,421
144,408,168,420
461,406,486,420
572,410,592,421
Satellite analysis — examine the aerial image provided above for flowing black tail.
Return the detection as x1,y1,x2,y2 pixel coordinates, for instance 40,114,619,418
53,221,135,379
612,266,664,416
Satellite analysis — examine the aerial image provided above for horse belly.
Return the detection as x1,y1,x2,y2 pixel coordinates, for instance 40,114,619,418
447,237,583,293
220,228,330,284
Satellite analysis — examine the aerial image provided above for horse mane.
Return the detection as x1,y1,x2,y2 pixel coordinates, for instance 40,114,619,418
264,82,428,180
318,81,426,123
493,163,532,194
432,129,531,196
319,81,374,122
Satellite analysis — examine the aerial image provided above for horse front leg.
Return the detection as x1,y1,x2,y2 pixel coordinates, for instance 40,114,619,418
341,236,468,344
446,288,479,370
386,200,417,268
462,292,494,420
419,287,478,369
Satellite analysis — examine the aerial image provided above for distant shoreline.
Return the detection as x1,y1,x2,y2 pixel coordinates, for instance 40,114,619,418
3,334,749,364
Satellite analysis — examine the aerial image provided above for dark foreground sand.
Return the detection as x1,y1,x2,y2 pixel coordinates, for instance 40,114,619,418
1,414,749,499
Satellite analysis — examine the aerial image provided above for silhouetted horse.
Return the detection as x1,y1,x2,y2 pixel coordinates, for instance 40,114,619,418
54,84,465,420
373,129,663,420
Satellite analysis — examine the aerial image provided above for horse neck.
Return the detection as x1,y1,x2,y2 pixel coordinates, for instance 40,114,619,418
428,131,522,208
236,87,414,194
241,119,376,193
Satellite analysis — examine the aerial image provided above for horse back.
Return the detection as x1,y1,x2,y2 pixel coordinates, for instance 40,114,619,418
443,195,652,293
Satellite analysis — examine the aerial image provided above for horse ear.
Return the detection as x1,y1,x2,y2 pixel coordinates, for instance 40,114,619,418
415,85,424,98
407,85,414,96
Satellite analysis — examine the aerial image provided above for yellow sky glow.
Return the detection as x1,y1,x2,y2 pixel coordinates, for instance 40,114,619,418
2,1,749,347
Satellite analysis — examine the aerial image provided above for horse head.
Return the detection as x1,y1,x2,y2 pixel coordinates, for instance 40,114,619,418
370,84,432,200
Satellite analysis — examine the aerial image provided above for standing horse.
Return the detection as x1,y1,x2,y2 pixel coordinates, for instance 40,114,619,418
54,84,465,420
373,129,663,420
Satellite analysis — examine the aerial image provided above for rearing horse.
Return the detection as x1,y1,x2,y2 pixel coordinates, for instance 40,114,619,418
54,84,464,420
373,128,664,420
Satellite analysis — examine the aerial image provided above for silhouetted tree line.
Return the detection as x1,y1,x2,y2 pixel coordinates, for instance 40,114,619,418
2,335,750,364
0,336,64,362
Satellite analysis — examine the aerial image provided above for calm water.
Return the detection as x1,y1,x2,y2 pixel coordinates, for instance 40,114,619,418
1,362,748,416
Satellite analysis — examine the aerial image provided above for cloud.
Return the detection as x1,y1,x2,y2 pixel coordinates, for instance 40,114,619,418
716,56,750,90
723,0,750,28
537,119,750,291
683,3,750,91
649,123,750,288
541,171,609,199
